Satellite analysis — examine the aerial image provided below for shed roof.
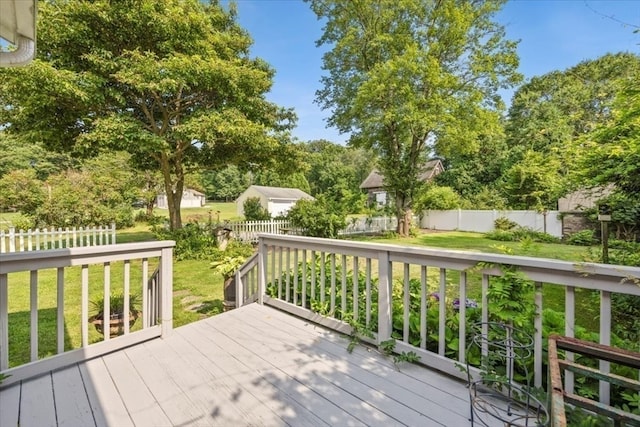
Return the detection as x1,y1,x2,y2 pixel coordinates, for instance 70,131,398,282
242,185,314,201
359,159,443,189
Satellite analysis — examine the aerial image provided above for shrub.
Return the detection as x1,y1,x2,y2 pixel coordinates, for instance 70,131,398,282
494,216,517,231
486,226,559,243
287,197,346,238
414,186,462,211
243,197,270,221
565,229,595,246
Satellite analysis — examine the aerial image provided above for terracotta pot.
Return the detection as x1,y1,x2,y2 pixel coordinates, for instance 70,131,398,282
90,312,139,336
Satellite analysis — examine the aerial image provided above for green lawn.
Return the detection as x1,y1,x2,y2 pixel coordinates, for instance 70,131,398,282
151,202,241,223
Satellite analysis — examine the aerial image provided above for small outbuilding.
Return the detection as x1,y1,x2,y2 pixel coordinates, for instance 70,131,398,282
236,185,314,218
156,188,206,209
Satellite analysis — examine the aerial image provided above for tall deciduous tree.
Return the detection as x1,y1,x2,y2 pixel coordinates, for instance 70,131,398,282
308,0,520,235
0,0,295,229
505,53,640,194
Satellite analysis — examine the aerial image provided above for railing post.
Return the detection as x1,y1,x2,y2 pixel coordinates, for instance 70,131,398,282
0,273,8,370
160,246,173,338
258,238,267,305
599,290,612,405
377,250,391,345
235,269,243,309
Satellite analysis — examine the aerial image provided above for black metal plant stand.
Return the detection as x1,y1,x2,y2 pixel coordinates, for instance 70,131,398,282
466,322,549,427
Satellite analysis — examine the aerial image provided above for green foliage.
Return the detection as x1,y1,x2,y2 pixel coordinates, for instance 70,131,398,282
565,230,595,246
32,153,138,228
0,169,46,213
89,292,140,319
210,255,249,280
0,373,9,385
309,0,521,235
202,166,251,201
287,197,347,238
485,227,560,243
414,186,463,212
494,217,518,231
503,150,563,210
243,197,271,221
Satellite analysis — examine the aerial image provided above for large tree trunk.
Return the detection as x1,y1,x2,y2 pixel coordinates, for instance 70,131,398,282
395,193,412,237
159,153,184,230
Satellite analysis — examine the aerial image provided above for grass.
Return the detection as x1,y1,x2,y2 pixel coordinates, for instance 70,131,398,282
151,202,241,223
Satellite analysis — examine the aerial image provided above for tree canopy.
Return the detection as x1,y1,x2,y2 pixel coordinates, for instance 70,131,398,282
308,0,521,235
0,0,296,229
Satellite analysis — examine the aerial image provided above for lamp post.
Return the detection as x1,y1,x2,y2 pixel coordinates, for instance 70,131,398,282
597,203,611,264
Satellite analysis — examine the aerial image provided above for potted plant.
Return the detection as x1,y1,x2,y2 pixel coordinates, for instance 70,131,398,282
89,292,140,336
211,255,247,311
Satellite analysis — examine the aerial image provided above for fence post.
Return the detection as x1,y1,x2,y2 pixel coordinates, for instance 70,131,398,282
160,246,173,338
258,238,267,305
377,250,392,346
111,222,116,244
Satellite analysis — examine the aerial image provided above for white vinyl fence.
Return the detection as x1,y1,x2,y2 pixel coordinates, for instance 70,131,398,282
0,223,116,253
420,209,562,237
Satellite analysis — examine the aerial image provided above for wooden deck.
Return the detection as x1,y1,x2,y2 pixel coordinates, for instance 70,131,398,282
0,303,487,427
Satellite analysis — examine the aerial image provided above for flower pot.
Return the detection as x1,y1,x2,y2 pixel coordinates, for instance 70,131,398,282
90,312,139,336
223,277,236,311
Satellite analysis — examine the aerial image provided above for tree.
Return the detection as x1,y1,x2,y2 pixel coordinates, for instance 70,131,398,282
502,150,562,210
308,0,520,235
0,0,295,230
243,197,270,221
0,169,46,213
202,166,251,201
505,53,640,194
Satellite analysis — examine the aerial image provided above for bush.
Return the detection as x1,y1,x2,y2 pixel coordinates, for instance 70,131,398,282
486,226,560,243
414,186,463,212
287,197,346,238
494,217,518,231
243,197,270,221
565,229,595,246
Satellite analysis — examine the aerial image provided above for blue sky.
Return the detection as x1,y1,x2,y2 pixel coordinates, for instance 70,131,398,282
223,0,639,144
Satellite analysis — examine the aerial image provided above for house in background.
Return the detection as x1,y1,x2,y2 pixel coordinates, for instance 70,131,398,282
156,188,206,209
236,185,314,218
360,159,444,206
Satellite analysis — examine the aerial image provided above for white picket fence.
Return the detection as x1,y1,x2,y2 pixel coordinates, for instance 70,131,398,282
0,223,117,253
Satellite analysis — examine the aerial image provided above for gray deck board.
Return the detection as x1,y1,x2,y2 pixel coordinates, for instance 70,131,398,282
1,303,489,427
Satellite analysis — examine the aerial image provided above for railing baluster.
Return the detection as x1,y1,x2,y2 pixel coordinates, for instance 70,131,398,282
438,268,447,357
0,273,8,370
310,250,316,302
341,254,347,317
57,268,64,354
534,282,543,388
459,271,466,363
293,249,299,306
353,257,359,321
277,246,283,300
320,252,326,305
403,263,410,343
285,248,291,302
301,249,307,309
366,258,372,328
481,274,489,358
330,253,336,315
600,290,612,405
123,260,130,335
30,270,38,362
420,265,427,350
565,286,575,394
103,262,111,341
377,250,391,345
81,265,89,347
142,258,149,328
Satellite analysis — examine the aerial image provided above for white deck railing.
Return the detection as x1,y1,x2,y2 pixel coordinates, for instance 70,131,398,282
0,241,175,387
0,223,117,253
243,234,640,406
